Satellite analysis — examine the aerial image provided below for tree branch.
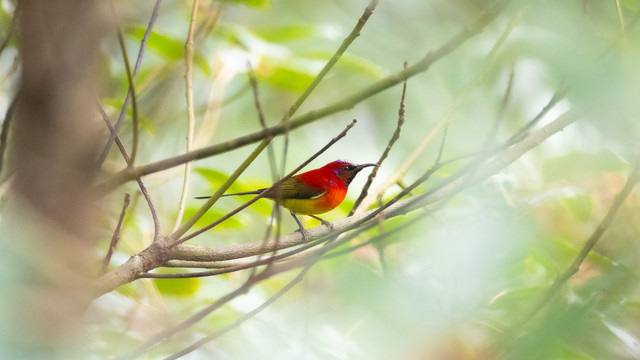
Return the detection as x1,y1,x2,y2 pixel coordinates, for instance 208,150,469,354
160,110,578,266
96,0,509,192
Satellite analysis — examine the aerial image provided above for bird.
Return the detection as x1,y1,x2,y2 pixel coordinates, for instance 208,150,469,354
196,160,377,237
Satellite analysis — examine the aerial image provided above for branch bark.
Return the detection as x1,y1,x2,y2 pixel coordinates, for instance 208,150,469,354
91,109,577,295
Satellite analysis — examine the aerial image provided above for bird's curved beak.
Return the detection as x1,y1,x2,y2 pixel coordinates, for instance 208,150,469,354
354,163,378,173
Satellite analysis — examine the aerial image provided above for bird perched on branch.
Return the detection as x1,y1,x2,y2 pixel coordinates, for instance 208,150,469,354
197,160,377,237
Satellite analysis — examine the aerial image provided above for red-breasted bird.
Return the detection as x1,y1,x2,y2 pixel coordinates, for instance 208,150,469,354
197,160,377,237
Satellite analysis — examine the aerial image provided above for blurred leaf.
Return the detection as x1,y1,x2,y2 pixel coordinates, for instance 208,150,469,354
304,51,386,79
531,236,577,274
196,168,244,193
127,27,182,60
489,285,548,310
195,169,274,216
126,108,156,135
262,64,314,91
222,0,270,8
542,150,627,182
620,0,640,12
154,277,200,297
182,206,244,229
562,194,593,223
250,25,315,42
153,269,201,297
126,27,212,76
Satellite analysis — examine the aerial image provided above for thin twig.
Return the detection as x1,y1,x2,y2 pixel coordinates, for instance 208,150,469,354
496,65,515,128
118,279,255,360
93,109,577,298
247,62,278,181
246,62,284,273
163,264,315,359
276,0,380,181
350,61,408,215
110,1,140,165
353,4,519,213
147,111,575,280
164,0,381,238
505,87,567,146
172,0,200,232
102,193,131,274
282,0,379,123
164,110,579,269
96,0,161,170
97,0,507,192
144,235,339,359
97,101,162,239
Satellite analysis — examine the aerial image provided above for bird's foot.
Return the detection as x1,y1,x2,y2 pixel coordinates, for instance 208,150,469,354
290,212,311,241
309,215,333,230
294,227,311,241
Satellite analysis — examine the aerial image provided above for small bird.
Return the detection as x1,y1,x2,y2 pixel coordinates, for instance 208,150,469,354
197,160,377,237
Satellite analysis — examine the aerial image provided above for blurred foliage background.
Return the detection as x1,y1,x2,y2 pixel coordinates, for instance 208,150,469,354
2,0,640,358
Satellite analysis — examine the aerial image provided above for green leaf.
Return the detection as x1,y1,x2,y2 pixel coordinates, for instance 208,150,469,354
263,65,315,91
125,27,212,76
154,275,201,297
222,0,270,8
196,168,233,188
126,108,156,135
182,206,244,229
542,150,627,182
127,27,183,61
562,194,593,223
489,285,549,310
195,168,274,216
303,51,386,79
195,167,255,194
250,25,316,42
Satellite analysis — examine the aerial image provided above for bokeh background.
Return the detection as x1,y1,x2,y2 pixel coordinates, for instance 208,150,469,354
2,0,640,358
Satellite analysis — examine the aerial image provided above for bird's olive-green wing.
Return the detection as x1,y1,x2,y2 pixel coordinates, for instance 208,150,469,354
263,176,326,200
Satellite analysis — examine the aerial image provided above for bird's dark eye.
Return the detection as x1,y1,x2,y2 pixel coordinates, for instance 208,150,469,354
342,165,350,171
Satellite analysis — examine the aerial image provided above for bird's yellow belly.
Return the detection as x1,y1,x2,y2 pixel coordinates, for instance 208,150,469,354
281,188,346,215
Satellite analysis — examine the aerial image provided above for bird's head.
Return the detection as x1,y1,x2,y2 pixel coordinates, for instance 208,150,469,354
324,160,378,187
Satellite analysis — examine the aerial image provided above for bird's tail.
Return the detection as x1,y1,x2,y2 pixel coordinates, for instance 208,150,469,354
194,189,266,200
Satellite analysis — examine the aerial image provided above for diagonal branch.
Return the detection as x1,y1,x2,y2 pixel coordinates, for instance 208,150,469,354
350,61,408,216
